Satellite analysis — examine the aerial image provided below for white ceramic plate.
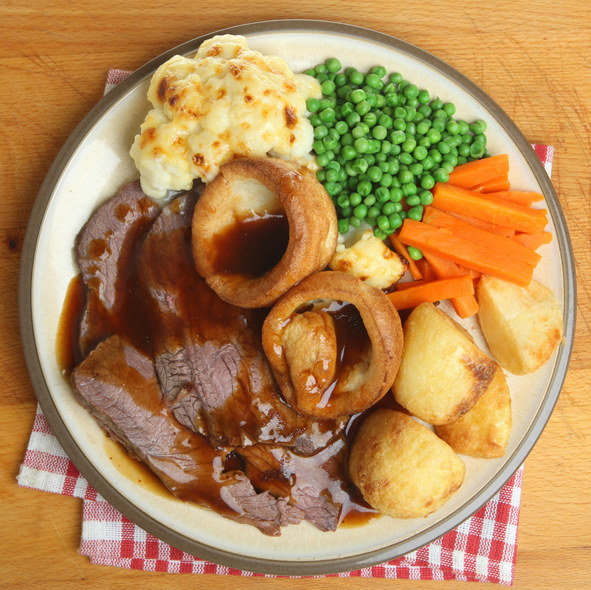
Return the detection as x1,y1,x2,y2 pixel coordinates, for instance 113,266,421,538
19,20,575,575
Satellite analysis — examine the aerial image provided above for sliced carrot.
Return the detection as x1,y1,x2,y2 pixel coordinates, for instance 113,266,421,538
422,206,541,267
388,274,474,311
447,154,510,188
448,211,515,237
414,257,437,281
421,251,479,318
394,278,432,290
469,175,511,193
484,190,544,207
389,233,423,280
431,182,548,234
513,231,553,250
398,218,534,286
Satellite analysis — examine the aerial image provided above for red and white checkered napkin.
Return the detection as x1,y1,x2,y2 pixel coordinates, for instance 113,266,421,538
17,69,555,584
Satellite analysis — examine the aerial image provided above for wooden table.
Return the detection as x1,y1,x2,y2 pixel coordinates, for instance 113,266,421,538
1,2,589,588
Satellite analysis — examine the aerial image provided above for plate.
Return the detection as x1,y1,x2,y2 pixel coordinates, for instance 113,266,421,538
19,20,576,575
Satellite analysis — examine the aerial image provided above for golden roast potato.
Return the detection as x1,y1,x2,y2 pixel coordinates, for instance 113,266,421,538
476,275,564,375
392,302,496,425
348,409,466,519
435,365,512,458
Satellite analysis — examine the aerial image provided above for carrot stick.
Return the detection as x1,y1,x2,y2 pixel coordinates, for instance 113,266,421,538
432,182,548,234
398,218,534,286
448,211,515,237
422,206,541,267
513,231,553,250
422,251,479,318
389,233,423,280
484,190,544,207
414,257,437,281
469,175,511,193
447,154,510,188
388,274,474,311
394,278,432,290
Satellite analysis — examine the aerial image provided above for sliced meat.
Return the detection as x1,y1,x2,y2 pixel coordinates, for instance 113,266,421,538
75,180,161,357
238,438,367,532
70,334,302,536
138,192,343,453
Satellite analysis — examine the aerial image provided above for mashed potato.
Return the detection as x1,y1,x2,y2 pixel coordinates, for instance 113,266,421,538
130,34,321,199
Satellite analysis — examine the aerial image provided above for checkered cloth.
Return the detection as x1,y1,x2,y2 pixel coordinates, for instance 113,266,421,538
17,69,555,584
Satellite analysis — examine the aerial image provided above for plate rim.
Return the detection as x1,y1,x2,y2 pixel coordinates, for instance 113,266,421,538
18,18,577,576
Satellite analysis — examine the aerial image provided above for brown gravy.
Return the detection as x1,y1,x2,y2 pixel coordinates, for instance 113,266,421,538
102,436,171,500
211,213,289,277
56,275,85,375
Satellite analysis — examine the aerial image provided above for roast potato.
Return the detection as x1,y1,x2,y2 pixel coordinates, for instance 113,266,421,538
393,302,497,425
435,365,512,458
477,275,564,375
348,409,465,519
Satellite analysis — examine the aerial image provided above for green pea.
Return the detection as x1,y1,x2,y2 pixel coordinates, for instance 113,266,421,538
430,97,443,110
433,168,449,183
367,166,383,183
334,73,348,87
349,70,365,86
353,204,368,219
388,213,403,229
419,190,434,205
321,80,336,95
420,174,435,190
407,245,423,259
421,155,435,170
389,187,403,202
354,137,369,154
409,162,423,176
324,182,342,196
372,125,388,140
399,152,413,165
337,218,350,234
416,88,430,104
413,145,428,161
377,215,390,232
325,169,339,183
398,169,413,184
402,138,417,153
341,145,357,161
341,132,354,146
357,179,372,196
367,205,380,219
427,128,441,144
391,130,406,144
326,57,342,73
379,173,393,188
443,102,456,117
366,73,383,89
470,141,485,158
316,153,330,168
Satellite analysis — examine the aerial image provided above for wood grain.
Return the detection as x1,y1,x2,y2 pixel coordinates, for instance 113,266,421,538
1,1,590,588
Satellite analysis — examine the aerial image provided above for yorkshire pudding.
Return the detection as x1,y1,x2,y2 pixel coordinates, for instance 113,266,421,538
262,271,404,420
191,157,338,308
